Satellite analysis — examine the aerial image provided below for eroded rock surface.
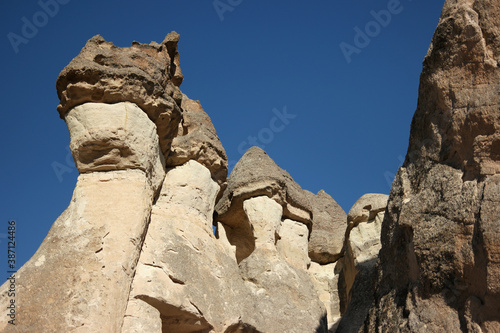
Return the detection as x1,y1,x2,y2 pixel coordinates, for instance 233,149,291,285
65,102,166,190
216,146,313,263
216,148,328,332
56,32,184,156
309,262,343,332
0,32,335,333
362,1,500,331
306,190,347,264
166,94,228,189
216,147,312,225
336,194,388,333
0,102,163,332
236,195,327,332
2,1,498,330
122,160,247,333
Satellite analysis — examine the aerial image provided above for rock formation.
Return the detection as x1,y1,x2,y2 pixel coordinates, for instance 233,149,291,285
0,32,343,333
361,0,500,332
0,0,499,331
215,147,328,332
336,194,388,332
306,190,347,265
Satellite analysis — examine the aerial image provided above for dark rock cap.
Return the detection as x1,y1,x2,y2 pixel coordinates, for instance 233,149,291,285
56,32,184,155
166,94,228,188
305,189,347,264
216,147,312,227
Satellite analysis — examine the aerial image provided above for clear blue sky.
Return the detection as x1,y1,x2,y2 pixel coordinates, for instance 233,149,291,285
0,0,445,270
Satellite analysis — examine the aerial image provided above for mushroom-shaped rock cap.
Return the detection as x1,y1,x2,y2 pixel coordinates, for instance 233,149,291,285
216,147,312,226
56,32,183,121
347,193,389,225
166,94,228,188
305,189,347,264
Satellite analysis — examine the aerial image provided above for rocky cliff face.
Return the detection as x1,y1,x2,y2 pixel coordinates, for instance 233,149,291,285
0,0,498,332
362,0,500,332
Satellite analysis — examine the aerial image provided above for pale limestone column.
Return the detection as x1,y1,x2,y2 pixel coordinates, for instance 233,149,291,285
122,161,249,333
0,102,164,332
276,218,310,270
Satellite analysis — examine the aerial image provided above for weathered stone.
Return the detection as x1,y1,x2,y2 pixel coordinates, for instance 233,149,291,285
308,262,342,332
166,94,228,188
122,160,248,333
244,196,283,251
0,100,163,331
65,102,165,191
347,210,384,269
362,1,500,331
336,194,387,333
277,219,311,270
237,196,327,332
216,146,312,228
216,158,327,332
346,193,388,225
56,32,183,156
239,247,328,333
305,190,347,264
5,2,498,329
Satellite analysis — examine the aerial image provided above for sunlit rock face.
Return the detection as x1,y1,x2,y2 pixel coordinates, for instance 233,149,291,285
166,94,229,191
215,148,329,332
0,101,163,332
0,32,335,333
56,32,184,157
1,0,498,330
122,160,249,333
65,102,166,190
305,190,347,265
335,193,388,333
0,32,231,332
362,0,500,332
